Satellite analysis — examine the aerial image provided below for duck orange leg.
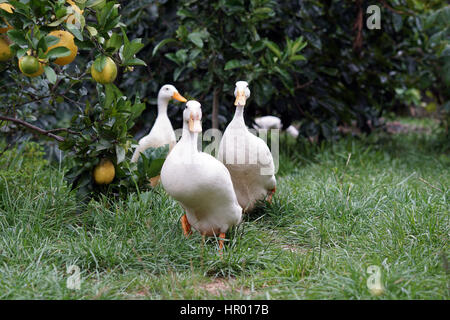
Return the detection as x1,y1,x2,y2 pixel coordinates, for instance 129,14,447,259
181,214,192,238
149,175,160,187
267,187,276,204
218,232,226,255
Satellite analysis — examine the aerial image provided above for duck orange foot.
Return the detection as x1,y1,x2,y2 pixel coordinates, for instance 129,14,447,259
181,214,192,238
218,232,226,255
267,187,276,204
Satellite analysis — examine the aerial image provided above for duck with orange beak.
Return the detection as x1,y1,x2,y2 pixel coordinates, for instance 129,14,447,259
161,100,242,254
218,81,277,212
131,84,187,186
132,84,187,161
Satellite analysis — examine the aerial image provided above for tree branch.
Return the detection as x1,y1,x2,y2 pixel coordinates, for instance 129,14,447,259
353,0,364,53
47,127,80,135
378,0,415,16
0,115,78,142
295,80,314,90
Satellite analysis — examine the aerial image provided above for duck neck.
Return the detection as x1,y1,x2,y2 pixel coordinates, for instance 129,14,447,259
157,96,170,118
232,105,245,126
181,122,199,153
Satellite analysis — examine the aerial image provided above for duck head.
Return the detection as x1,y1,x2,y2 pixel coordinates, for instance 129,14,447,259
234,81,250,107
159,84,187,103
184,100,202,133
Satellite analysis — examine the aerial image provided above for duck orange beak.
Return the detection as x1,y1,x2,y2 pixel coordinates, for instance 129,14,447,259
172,91,187,102
234,90,246,107
189,113,202,133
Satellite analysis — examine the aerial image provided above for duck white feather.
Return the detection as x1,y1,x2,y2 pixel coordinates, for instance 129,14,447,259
218,81,276,212
161,100,242,238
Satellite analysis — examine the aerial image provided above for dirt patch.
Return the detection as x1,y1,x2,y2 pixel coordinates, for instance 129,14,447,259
198,277,251,296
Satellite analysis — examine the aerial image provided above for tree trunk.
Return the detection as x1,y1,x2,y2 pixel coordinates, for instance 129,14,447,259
212,87,220,129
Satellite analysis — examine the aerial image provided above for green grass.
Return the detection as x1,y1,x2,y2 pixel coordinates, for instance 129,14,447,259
0,118,448,299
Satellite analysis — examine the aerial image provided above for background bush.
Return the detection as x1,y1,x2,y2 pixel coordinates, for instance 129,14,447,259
118,0,450,141
1,0,449,158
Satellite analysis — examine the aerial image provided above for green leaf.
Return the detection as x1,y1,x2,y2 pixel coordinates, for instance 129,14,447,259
37,36,48,53
16,48,28,58
165,52,180,66
86,26,98,37
115,145,126,164
292,36,307,53
5,0,30,14
177,8,195,18
173,66,185,81
175,49,188,64
87,0,106,8
44,66,57,84
104,83,117,108
45,35,61,47
6,30,27,46
47,16,67,27
66,23,83,41
264,40,282,59
253,7,274,16
290,54,306,62
98,1,116,27
94,55,107,73
122,38,145,63
105,33,122,52
147,158,165,178
46,47,71,60
125,58,147,67
152,38,176,57
224,59,241,70
96,139,112,151
55,7,68,19
188,32,204,48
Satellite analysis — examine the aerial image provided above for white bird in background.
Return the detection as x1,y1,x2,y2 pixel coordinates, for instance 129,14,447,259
218,81,277,212
131,84,187,163
253,115,299,138
161,100,242,253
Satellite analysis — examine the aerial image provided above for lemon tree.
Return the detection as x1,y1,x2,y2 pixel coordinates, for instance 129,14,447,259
0,0,163,200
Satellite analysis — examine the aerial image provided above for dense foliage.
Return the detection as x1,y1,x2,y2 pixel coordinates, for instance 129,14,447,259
0,0,166,200
0,0,448,199
120,0,449,139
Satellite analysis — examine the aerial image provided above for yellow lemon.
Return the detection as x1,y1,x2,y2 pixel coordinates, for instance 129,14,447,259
91,56,117,84
0,3,14,34
0,36,12,61
93,159,115,185
46,30,78,66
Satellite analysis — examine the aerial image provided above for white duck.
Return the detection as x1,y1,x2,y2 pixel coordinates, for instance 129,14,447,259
253,115,299,138
131,84,187,163
218,81,276,212
161,100,242,252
